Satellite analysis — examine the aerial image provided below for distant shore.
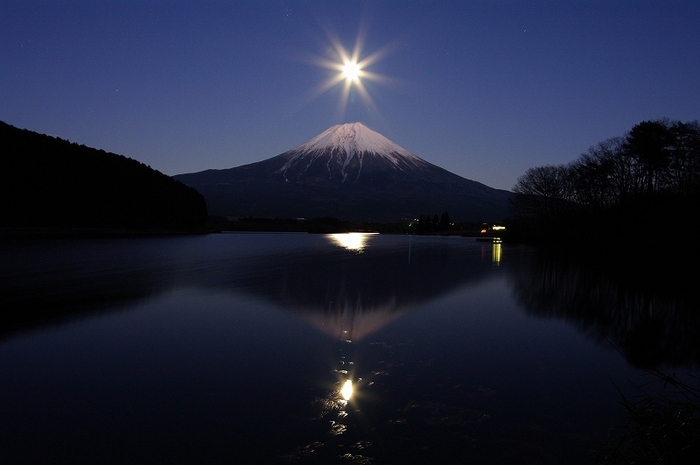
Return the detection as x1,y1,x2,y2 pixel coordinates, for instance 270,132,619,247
0,227,210,239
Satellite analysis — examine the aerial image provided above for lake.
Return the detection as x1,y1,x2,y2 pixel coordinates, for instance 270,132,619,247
1,232,698,464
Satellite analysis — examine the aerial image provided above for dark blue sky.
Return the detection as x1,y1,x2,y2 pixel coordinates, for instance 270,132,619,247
2,1,699,190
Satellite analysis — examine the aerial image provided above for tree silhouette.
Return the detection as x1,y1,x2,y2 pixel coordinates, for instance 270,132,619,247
512,165,569,219
509,118,700,247
440,211,450,227
624,120,673,194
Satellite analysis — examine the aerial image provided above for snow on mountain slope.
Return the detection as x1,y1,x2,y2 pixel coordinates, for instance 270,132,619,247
277,122,430,183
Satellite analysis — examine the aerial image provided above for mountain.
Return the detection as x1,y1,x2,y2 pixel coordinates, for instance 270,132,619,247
0,121,207,231
174,122,512,223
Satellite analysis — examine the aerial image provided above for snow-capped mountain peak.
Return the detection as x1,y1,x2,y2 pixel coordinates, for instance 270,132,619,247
297,122,416,158
277,122,429,183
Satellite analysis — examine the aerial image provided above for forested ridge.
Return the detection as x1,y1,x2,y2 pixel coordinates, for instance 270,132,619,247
0,121,207,231
509,119,700,251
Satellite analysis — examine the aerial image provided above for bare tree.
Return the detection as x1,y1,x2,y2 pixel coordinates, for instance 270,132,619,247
512,165,569,218
568,137,635,208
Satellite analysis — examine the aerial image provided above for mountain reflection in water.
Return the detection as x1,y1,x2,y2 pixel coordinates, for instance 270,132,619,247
222,233,501,340
0,233,501,341
3,233,700,464
3,234,698,368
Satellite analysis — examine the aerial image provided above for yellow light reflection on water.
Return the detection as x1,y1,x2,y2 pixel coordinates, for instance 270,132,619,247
326,232,377,252
492,243,502,264
340,379,354,400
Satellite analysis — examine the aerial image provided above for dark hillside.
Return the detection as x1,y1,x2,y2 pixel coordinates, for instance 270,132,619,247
0,121,207,231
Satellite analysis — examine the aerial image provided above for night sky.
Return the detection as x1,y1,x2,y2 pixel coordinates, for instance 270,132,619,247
2,1,699,191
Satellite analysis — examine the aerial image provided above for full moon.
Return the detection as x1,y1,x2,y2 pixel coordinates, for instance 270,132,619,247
342,61,361,82
306,24,393,119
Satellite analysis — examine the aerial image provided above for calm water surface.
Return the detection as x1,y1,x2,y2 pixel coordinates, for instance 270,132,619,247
1,233,698,464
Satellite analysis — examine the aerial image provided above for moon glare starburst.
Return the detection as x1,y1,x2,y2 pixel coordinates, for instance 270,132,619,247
304,23,395,120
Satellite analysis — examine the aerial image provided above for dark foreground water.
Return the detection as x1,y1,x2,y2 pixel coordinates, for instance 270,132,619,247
1,233,698,464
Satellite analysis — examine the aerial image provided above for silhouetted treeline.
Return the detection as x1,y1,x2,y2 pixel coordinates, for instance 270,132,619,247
212,213,490,235
509,119,700,249
408,211,452,234
0,121,207,231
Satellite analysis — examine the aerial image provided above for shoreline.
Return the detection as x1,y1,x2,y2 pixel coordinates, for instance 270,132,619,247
0,227,211,239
